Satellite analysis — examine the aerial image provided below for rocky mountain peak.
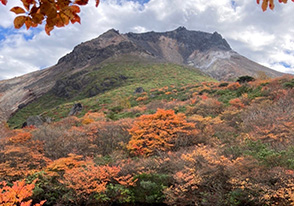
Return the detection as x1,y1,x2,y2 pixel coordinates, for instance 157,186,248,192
0,27,284,123
99,28,120,38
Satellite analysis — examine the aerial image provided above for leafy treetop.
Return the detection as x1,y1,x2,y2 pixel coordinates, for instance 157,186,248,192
0,0,100,35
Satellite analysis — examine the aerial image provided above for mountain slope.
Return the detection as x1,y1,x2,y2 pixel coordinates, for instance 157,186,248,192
0,27,283,124
7,60,213,128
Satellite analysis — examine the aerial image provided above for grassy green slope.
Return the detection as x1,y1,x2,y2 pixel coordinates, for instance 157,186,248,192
8,61,214,128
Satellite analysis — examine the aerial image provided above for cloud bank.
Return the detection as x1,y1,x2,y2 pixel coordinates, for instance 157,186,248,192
0,0,294,80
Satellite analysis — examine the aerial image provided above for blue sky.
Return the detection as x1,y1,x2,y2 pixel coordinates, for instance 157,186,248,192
0,0,294,80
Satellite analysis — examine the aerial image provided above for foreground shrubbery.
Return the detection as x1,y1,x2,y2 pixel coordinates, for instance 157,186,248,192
1,76,294,205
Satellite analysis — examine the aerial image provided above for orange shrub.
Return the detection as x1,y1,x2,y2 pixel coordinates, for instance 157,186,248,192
0,128,49,181
136,96,148,102
9,131,32,143
227,82,241,90
46,153,85,175
229,98,245,109
0,144,49,181
61,161,120,204
81,117,95,125
127,109,197,156
82,112,106,125
0,180,46,206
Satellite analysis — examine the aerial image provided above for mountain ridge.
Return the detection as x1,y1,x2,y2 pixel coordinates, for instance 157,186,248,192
0,27,284,123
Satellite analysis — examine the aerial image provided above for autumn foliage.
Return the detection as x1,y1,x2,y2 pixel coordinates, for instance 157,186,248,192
61,162,121,204
0,0,100,35
2,76,294,205
0,179,46,206
257,0,294,11
127,109,197,156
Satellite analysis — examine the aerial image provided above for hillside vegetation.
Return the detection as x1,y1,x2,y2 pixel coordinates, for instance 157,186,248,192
8,61,212,128
1,65,294,205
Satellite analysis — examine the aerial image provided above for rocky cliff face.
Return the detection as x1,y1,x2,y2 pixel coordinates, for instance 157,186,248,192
124,27,281,80
0,27,284,122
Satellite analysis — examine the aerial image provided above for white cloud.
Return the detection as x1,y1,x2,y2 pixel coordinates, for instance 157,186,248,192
0,0,294,80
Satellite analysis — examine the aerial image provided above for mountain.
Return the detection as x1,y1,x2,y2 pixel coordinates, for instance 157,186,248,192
0,27,283,125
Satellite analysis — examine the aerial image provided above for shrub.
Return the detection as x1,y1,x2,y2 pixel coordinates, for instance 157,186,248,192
227,82,242,91
219,82,229,87
186,97,224,117
86,119,132,156
136,96,148,102
132,173,169,204
163,145,232,205
0,180,46,206
236,76,255,84
229,98,245,109
283,79,294,88
61,162,121,205
32,124,90,160
127,109,197,156
0,128,49,182
8,131,32,143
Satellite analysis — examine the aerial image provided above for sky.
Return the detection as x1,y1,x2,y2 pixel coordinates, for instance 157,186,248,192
0,0,294,80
